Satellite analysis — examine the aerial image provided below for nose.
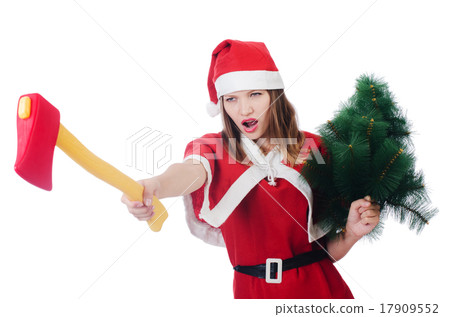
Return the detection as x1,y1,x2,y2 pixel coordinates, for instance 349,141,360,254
239,97,253,116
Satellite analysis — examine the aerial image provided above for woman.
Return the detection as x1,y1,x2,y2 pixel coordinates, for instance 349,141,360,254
121,39,380,299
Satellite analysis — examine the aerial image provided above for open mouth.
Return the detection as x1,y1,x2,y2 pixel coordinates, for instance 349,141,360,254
241,118,259,132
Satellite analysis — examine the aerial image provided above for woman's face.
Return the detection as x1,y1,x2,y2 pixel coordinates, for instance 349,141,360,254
223,90,271,140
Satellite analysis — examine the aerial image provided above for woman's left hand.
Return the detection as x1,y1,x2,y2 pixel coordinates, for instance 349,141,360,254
345,196,381,239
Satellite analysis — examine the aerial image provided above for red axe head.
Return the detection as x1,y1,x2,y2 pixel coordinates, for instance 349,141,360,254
14,93,60,190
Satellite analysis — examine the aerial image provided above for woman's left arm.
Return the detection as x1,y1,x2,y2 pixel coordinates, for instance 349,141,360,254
326,196,380,262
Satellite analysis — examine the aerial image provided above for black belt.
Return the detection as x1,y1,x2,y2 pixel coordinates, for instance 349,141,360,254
233,249,328,284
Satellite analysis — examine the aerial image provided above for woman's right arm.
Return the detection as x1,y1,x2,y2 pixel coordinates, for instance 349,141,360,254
121,160,207,221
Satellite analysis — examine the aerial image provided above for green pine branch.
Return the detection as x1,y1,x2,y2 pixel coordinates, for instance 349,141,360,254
301,73,439,240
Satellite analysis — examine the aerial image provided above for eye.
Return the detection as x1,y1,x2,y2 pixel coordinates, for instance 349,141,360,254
250,92,262,97
225,97,236,102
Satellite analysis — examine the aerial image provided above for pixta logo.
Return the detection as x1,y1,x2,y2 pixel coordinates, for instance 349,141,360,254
125,127,172,175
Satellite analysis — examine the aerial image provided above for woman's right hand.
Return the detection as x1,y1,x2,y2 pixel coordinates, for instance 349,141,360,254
121,178,161,221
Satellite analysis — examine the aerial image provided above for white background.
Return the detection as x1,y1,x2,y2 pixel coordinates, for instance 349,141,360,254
0,0,448,316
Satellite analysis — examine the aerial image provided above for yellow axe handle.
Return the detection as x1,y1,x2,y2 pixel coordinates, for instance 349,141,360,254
55,123,168,232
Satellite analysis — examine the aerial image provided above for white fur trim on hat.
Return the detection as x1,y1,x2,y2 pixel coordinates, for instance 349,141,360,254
215,70,284,99
206,101,220,117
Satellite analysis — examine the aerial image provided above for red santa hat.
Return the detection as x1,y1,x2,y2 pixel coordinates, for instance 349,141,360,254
206,39,285,117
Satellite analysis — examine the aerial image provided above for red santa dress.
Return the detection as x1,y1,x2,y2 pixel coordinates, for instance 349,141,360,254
183,131,354,299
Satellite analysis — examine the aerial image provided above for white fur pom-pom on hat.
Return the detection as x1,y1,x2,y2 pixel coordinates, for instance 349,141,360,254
206,101,220,117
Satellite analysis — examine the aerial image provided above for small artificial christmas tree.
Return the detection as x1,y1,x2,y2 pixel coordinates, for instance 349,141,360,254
301,74,438,239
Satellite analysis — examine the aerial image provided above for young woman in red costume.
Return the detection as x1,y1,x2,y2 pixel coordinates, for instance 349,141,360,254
121,39,380,299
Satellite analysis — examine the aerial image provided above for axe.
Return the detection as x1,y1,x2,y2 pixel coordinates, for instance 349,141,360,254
14,93,168,232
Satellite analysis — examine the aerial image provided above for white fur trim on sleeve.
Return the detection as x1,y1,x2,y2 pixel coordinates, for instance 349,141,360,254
182,154,225,247
183,194,225,247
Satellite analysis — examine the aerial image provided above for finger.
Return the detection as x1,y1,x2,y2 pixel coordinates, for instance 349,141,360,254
361,210,380,220
129,209,153,220
364,195,379,204
128,205,146,215
132,201,145,208
136,211,155,221
365,199,380,208
130,205,154,214
134,210,154,220
359,202,381,214
134,212,152,220
138,179,157,207
361,209,380,218
363,195,382,208
361,213,379,219
351,198,371,212
121,194,144,208
123,197,143,207
121,194,131,205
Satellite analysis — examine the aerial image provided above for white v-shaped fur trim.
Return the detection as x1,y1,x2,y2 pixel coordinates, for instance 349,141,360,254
239,134,326,241
199,165,267,227
182,137,327,246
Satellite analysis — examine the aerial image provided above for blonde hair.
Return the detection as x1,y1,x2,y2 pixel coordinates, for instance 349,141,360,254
220,89,305,166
